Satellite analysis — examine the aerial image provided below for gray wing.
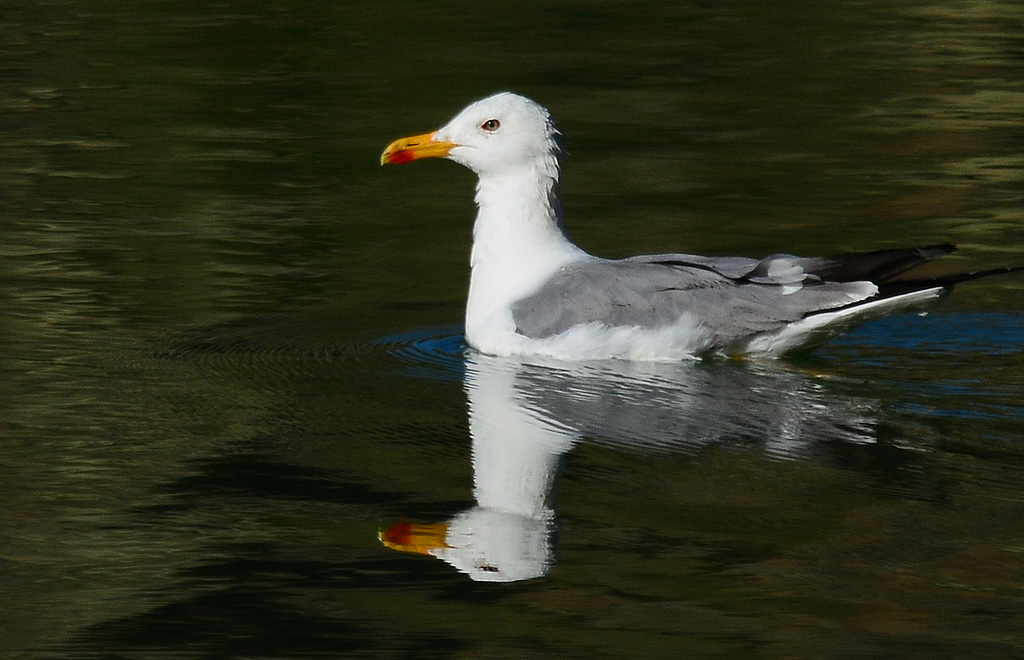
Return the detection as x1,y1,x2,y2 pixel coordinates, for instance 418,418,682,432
510,253,877,348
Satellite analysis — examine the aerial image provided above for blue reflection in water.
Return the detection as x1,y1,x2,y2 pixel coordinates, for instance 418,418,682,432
830,312,1024,355
825,312,1024,421
372,326,467,382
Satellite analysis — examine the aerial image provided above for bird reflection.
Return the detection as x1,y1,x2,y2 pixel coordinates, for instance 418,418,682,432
380,353,879,582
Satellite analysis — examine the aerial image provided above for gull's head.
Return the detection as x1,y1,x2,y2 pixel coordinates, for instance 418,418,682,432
381,92,563,177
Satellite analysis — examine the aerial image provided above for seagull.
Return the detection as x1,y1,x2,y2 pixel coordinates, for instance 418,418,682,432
381,92,1021,361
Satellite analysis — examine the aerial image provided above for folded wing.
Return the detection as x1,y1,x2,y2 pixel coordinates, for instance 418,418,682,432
510,244,977,351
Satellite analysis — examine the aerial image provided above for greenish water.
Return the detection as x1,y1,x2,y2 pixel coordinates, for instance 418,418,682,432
2,1,1024,658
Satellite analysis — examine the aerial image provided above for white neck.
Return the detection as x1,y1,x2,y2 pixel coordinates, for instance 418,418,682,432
465,163,585,347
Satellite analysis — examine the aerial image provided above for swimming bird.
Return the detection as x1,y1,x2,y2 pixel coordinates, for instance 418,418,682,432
381,92,1021,360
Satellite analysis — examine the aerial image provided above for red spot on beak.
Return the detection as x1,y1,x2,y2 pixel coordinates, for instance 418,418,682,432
381,522,413,546
386,149,416,165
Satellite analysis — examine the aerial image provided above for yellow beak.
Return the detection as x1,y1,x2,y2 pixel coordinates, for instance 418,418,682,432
380,131,458,166
378,521,451,555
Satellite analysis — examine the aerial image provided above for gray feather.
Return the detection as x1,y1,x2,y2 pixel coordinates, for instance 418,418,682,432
510,254,875,348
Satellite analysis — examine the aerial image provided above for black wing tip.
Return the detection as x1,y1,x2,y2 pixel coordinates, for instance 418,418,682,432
880,263,1024,298
813,243,958,284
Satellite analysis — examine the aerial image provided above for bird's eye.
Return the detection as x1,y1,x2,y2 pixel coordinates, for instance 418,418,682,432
480,119,501,132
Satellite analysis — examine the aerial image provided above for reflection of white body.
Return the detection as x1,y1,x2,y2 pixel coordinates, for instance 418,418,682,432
415,356,577,583
381,355,576,582
381,353,879,582
467,355,577,517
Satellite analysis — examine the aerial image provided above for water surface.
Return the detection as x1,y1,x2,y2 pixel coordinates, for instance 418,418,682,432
3,1,1024,658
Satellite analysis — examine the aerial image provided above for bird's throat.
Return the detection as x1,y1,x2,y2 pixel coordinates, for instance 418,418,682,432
465,169,584,348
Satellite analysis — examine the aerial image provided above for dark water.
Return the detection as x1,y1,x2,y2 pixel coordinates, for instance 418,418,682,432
3,1,1024,658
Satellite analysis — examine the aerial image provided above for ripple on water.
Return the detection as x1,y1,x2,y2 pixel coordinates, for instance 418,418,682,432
371,327,467,383
152,316,373,377
154,319,467,382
